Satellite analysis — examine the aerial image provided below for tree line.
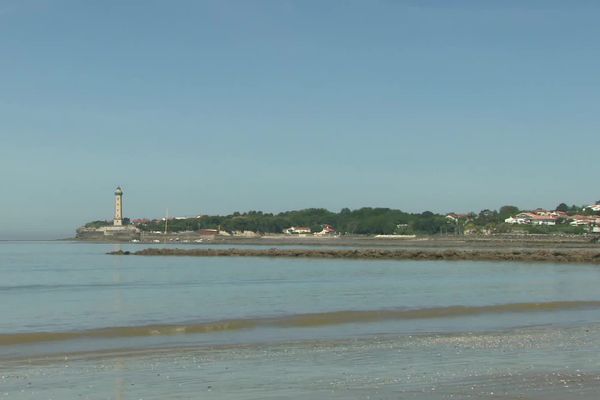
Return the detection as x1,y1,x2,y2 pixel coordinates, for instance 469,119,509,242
135,207,450,235
84,202,599,235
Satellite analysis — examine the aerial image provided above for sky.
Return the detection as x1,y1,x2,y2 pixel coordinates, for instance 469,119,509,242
1,0,599,239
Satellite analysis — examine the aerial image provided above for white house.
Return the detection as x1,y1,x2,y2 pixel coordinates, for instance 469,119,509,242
283,226,312,234
446,213,471,223
505,212,557,225
314,224,336,236
505,213,535,225
584,204,600,212
505,216,525,224
530,215,557,226
569,215,599,226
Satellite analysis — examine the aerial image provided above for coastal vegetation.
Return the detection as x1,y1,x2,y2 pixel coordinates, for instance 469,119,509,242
95,203,600,236
84,218,131,229
135,208,451,235
84,220,112,229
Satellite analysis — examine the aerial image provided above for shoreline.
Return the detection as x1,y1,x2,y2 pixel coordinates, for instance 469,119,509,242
109,247,600,264
1,322,596,365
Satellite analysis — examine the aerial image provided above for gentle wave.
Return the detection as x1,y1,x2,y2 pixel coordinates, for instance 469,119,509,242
0,281,207,292
2,301,600,346
0,283,120,292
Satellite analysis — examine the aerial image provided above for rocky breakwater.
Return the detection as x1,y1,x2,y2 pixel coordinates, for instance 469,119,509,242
108,247,600,264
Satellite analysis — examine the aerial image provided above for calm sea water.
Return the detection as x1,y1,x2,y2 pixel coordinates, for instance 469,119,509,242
1,241,600,399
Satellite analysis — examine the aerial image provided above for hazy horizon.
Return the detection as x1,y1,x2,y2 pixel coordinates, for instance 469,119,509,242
2,0,600,239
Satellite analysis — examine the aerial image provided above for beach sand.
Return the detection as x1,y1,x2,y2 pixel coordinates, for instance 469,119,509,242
2,324,600,399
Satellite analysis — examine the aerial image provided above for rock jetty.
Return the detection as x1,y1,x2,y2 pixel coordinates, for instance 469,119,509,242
108,248,600,264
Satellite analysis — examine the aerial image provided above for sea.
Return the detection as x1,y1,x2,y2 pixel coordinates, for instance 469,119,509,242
1,241,600,399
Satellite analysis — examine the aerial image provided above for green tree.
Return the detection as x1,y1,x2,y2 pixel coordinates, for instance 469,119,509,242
474,209,499,226
499,205,519,217
555,203,569,212
84,220,111,229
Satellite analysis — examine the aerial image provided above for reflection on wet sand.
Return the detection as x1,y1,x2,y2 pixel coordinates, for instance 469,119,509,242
3,300,600,346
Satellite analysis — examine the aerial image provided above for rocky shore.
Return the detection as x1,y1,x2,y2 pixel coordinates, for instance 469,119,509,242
108,247,600,264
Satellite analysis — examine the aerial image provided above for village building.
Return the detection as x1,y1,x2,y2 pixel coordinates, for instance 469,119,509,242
231,230,260,237
445,213,471,223
584,204,600,212
315,224,336,236
504,212,557,225
283,226,312,234
569,215,600,227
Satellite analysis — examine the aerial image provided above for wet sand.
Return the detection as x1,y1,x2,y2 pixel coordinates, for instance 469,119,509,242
2,324,600,400
110,246,600,264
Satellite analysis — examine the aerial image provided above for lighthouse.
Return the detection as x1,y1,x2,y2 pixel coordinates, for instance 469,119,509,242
114,186,123,226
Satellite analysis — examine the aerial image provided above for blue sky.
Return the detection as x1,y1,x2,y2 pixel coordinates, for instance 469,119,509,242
1,0,599,239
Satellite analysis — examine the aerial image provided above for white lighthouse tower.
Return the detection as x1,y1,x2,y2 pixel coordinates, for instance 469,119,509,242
114,186,124,226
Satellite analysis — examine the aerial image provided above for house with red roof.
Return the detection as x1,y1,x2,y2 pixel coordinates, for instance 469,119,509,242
505,212,557,225
315,224,336,236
